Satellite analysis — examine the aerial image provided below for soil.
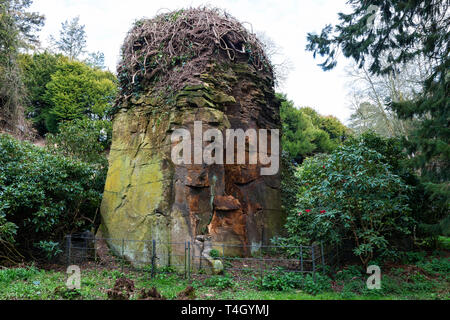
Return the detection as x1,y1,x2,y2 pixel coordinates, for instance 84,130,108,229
139,287,166,300
106,277,135,300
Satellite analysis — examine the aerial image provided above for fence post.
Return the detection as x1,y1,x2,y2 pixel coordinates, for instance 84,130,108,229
187,241,191,282
222,243,225,272
94,237,97,264
66,234,72,265
121,239,125,273
151,240,156,278
300,245,303,272
311,245,316,282
321,242,326,273
184,241,187,279
259,258,263,288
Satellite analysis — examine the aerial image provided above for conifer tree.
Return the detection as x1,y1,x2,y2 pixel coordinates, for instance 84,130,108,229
306,0,449,236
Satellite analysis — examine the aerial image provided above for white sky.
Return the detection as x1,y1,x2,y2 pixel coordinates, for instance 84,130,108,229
30,0,354,123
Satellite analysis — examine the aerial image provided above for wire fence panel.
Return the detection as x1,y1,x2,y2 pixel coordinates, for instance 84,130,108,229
64,234,341,282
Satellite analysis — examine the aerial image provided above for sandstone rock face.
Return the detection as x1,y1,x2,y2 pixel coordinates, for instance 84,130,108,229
99,11,284,266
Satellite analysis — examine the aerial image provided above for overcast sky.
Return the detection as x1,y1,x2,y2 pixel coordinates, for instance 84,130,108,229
30,0,354,123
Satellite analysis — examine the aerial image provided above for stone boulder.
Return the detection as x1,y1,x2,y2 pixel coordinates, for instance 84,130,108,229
98,8,285,267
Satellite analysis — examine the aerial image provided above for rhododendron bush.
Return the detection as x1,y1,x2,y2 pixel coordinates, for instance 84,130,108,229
279,142,415,267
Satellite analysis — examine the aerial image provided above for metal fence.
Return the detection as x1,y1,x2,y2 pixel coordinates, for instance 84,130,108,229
64,234,340,282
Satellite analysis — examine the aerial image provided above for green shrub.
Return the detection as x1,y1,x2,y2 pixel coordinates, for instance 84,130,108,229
400,251,427,264
158,266,177,274
335,265,365,281
302,273,332,295
418,257,450,275
209,249,220,259
279,139,414,266
203,275,235,290
34,241,63,260
42,60,117,133
258,270,297,291
0,134,104,260
257,269,331,294
46,118,112,166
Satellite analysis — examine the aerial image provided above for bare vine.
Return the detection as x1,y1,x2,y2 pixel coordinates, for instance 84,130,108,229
117,7,274,105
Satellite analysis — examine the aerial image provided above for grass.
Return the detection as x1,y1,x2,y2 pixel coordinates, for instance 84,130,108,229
0,250,448,300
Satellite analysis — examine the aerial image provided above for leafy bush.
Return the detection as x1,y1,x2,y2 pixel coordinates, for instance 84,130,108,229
280,138,415,266
279,93,349,163
400,251,427,264
46,118,112,166
352,132,449,245
33,241,63,260
0,134,104,261
257,269,331,294
257,270,300,291
209,249,220,259
158,266,177,274
19,53,117,134
203,275,235,290
43,60,117,133
417,257,450,275
335,265,365,281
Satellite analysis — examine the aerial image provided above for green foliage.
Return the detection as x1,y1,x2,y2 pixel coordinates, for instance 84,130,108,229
43,60,117,133
306,0,449,236
33,241,63,261
400,251,427,265
203,275,235,290
257,269,331,295
0,212,18,243
19,52,117,134
0,261,447,300
280,136,414,266
158,266,177,274
18,52,69,135
209,249,220,259
278,93,349,163
0,134,104,259
280,151,301,226
417,256,450,276
306,1,447,77
46,118,112,166
0,0,44,133
54,287,81,300
353,132,449,241
0,266,39,284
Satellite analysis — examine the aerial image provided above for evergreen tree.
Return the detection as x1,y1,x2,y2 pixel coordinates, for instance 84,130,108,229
43,60,117,133
279,93,350,163
306,0,449,236
0,0,44,134
18,52,68,135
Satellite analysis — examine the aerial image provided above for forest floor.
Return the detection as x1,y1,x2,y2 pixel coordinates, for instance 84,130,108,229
0,246,448,300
